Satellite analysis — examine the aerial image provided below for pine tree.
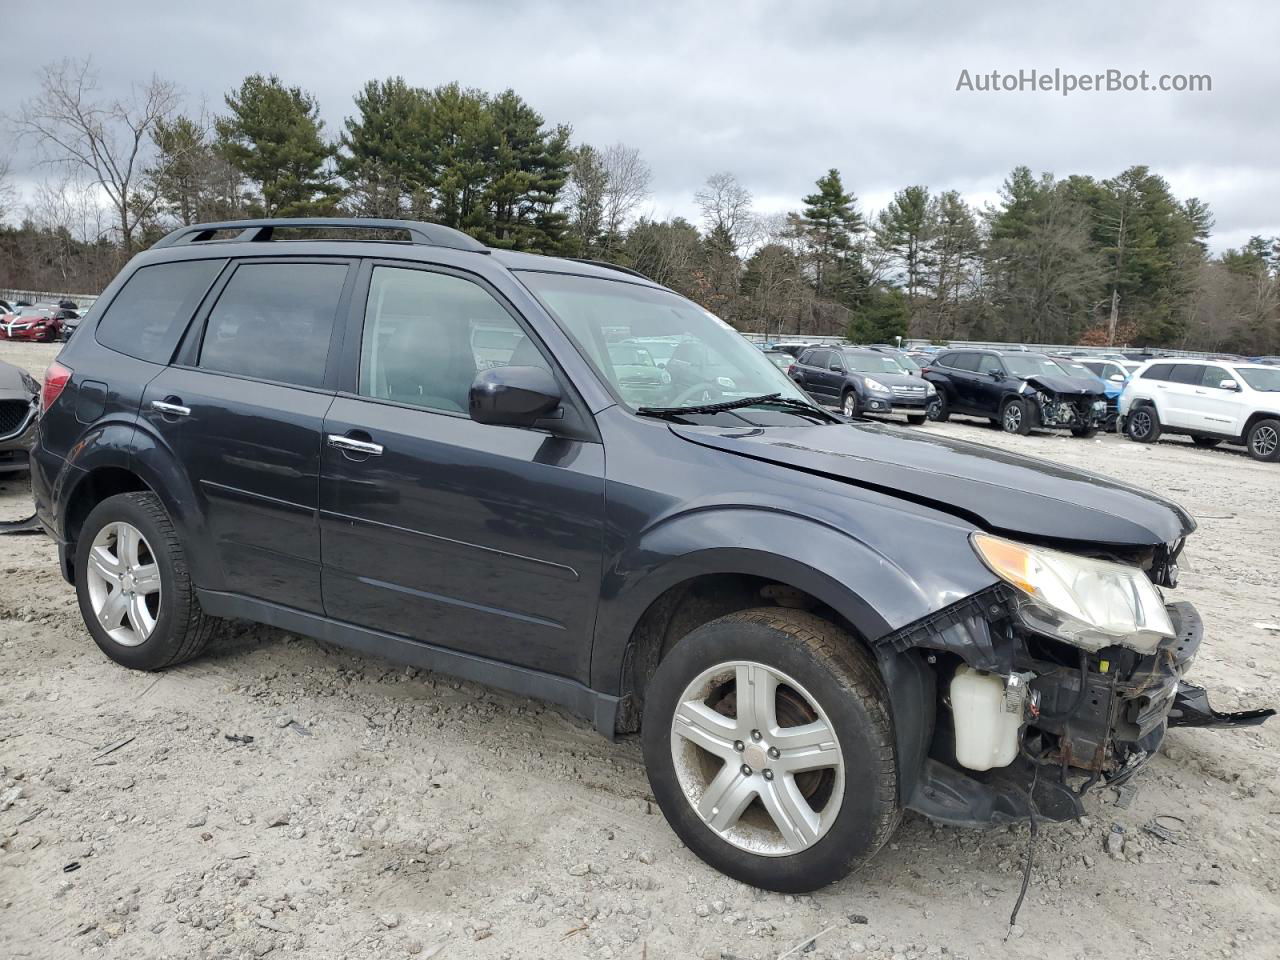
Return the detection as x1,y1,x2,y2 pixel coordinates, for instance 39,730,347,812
799,168,862,295
874,186,932,299
217,75,340,216
338,77,433,217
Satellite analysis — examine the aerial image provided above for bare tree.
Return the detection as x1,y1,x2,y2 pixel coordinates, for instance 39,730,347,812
599,143,651,252
0,156,15,223
695,171,755,251
15,58,180,251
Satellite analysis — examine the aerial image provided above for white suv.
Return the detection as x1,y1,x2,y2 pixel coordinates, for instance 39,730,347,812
1119,359,1280,461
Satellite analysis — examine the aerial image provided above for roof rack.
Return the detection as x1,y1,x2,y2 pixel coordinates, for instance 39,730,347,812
564,257,651,281
150,217,489,253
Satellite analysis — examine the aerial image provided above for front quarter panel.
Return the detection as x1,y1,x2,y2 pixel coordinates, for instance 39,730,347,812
589,409,998,694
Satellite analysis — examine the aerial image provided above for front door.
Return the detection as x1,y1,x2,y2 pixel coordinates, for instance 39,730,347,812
140,259,353,614
319,263,605,682
1187,364,1249,435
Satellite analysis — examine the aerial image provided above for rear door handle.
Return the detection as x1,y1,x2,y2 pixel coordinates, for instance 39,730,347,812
327,434,384,456
151,399,191,417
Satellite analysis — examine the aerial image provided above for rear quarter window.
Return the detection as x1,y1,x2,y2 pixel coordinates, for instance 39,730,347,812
95,260,225,363
1140,363,1174,381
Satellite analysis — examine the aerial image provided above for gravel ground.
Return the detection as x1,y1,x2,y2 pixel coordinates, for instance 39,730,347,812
2,339,1277,960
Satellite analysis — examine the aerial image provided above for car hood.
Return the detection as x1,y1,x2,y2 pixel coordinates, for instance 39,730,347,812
859,371,921,388
1022,374,1105,397
0,360,38,401
670,420,1195,547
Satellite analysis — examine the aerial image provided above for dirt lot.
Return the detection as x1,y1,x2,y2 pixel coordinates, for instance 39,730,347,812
2,339,1277,960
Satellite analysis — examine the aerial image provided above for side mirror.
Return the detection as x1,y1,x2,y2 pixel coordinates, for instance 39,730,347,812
1219,378,1239,391
1109,373,1125,382
987,369,1003,380
829,362,842,372
469,366,563,428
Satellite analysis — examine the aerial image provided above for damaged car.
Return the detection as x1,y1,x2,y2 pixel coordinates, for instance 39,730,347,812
30,217,1273,893
924,349,1108,436
0,358,40,474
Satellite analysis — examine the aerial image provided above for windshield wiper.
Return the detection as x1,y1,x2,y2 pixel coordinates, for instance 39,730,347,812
636,393,838,422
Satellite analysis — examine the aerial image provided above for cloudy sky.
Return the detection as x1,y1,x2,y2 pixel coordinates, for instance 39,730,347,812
3,0,1276,251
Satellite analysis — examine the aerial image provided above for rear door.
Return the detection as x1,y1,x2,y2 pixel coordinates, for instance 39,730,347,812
140,258,354,614
946,352,984,412
318,261,605,682
794,349,831,399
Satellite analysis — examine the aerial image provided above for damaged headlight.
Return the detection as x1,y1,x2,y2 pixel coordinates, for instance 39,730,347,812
971,533,1174,653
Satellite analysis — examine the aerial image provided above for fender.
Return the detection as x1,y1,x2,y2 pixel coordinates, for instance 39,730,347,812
589,502,996,695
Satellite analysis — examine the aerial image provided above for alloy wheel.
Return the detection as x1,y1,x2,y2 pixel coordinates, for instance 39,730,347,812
1252,424,1278,458
669,660,844,857
1130,410,1152,439
1003,404,1022,432
842,394,857,417
84,521,162,647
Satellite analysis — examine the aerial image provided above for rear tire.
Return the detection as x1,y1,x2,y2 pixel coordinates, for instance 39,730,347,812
1246,418,1280,462
642,608,899,892
1001,398,1033,435
1126,405,1161,443
75,492,217,671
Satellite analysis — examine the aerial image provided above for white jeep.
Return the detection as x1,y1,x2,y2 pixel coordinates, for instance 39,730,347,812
1118,358,1280,461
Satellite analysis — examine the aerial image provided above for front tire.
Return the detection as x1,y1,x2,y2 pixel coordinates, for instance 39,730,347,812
1126,404,1161,443
1001,398,1033,435
75,492,217,671
1246,418,1280,462
641,609,898,892
926,391,949,422
841,390,860,418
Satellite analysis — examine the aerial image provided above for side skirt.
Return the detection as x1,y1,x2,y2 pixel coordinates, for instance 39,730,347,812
196,589,621,738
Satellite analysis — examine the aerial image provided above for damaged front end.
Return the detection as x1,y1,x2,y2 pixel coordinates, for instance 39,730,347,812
878,539,1274,828
1024,378,1107,432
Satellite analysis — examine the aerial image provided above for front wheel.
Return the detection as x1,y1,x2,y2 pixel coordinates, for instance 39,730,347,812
1246,418,1280,462
1002,398,1033,435
841,390,859,418
926,391,949,422
642,609,898,892
75,492,217,670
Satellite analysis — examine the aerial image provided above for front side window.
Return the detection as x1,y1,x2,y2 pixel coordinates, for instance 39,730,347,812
1198,365,1231,388
517,271,809,413
97,259,224,363
199,262,348,387
360,266,549,414
1234,366,1280,392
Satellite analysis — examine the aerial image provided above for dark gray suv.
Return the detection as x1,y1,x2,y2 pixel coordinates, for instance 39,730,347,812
30,218,1270,892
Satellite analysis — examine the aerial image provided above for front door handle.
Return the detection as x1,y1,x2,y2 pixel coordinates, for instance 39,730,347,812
327,434,384,456
151,399,191,417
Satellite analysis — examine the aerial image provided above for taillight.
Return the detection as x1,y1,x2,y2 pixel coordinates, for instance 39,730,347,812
41,361,73,413
787,364,797,375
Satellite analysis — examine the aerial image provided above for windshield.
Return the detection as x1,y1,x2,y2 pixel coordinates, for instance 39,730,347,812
845,353,908,375
895,353,921,373
518,272,812,413
1004,355,1068,378
1235,366,1280,391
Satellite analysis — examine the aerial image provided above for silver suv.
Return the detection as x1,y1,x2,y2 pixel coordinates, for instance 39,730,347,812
1119,358,1280,461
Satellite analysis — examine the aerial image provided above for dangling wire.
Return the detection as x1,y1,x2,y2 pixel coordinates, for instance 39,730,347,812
1007,754,1043,936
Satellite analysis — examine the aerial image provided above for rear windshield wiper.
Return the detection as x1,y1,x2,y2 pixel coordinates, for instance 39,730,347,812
637,393,838,423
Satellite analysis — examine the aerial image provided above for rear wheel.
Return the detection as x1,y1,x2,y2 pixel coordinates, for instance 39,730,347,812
642,609,898,892
1246,418,1280,462
841,390,859,418
1001,398,1033,435
75,492,217,670
1126,405,1161,443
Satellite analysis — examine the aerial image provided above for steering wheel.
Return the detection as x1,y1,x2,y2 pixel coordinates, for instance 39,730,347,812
666,380,724,407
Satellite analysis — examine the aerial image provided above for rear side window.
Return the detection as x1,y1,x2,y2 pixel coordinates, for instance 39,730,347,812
950,353,981,372
198,262,348,388
1141,363,1174,380
803,349,828,367
1168,364,1204,384
95,260,224,363
934,352,957,368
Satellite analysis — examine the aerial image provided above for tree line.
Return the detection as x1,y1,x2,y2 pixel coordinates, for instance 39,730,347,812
2,59,1277,354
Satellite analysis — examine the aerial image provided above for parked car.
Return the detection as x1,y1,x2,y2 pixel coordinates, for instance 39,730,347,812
0,305,64,342
0,358,40,474
761,349,795,373
790,346,935,422
58,309,83,341
31,217,1271,892
866,345,923,376
1119,358,1280,461
922,349,1108,436
771,341,819,357
1052,356,1121,429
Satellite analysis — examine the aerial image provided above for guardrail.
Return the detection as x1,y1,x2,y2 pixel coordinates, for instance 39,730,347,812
0,288,99,310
